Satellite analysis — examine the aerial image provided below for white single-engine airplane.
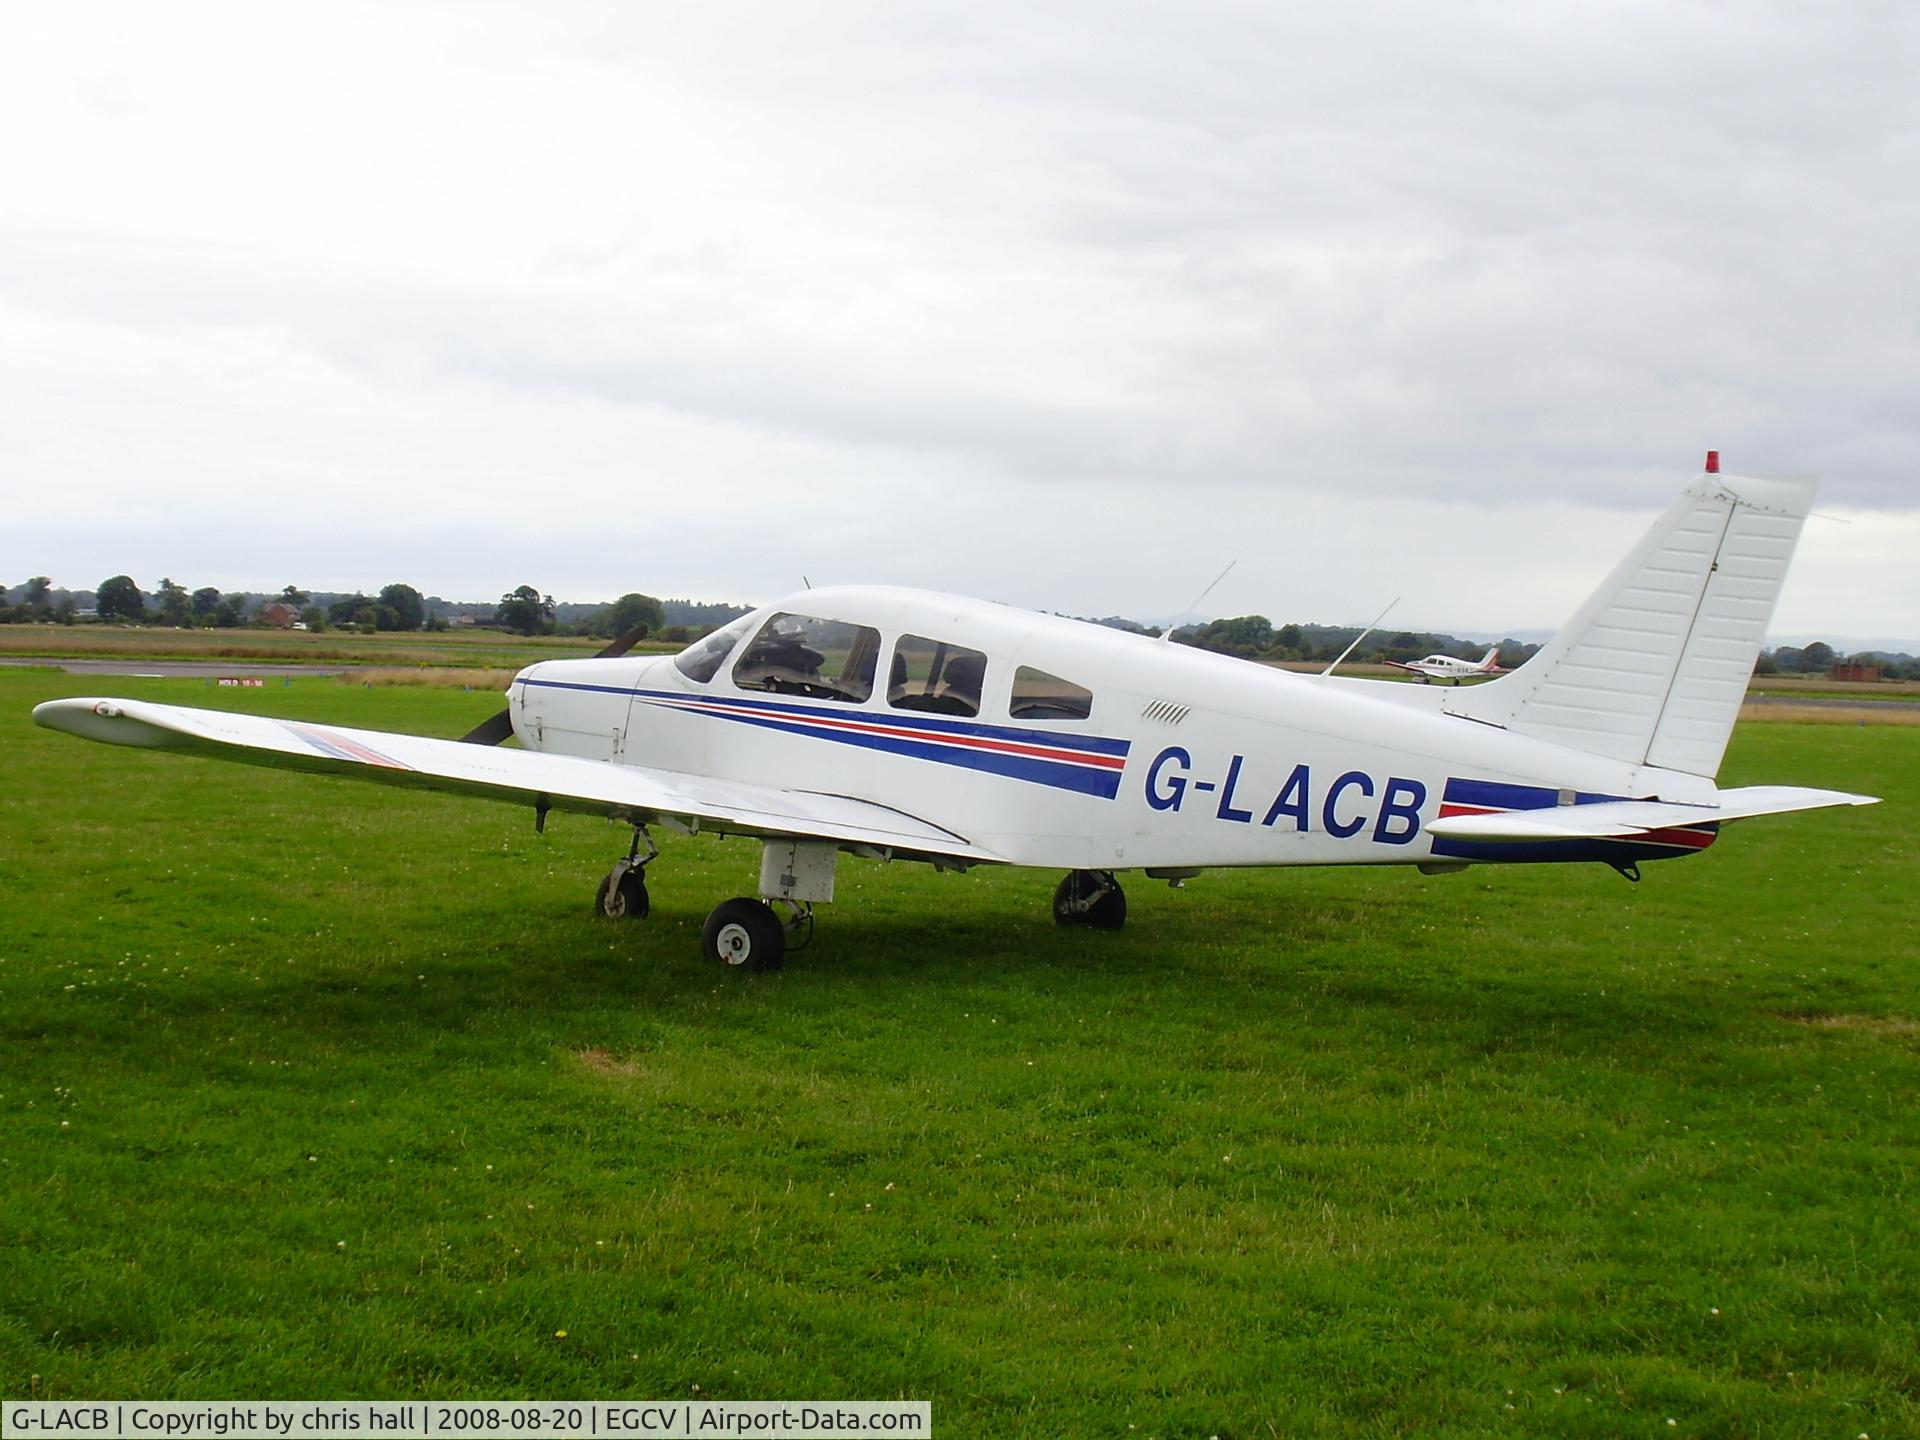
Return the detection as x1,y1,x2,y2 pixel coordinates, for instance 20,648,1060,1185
34,458,1878,972
1385,647,1503,684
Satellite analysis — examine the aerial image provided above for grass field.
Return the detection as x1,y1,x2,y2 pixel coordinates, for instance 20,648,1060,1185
2,670,1915,1437
0,624,674,669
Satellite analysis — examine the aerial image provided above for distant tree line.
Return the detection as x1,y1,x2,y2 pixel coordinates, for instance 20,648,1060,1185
0,576,451,633
0,575,756,645
8,576,1913,678
1142,613,1547,670
1100,613,1920,680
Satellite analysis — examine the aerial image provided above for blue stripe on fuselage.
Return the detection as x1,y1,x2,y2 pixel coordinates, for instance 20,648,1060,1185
516,678,1130,798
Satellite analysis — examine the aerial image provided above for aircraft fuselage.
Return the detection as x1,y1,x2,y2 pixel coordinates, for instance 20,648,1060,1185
511,586,1718,873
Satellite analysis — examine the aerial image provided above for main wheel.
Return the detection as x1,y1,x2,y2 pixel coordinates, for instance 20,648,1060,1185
595,866,649,920
701,897,786,971
1053,870,1127,930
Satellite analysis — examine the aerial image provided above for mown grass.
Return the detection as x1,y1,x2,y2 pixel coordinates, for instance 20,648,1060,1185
0,625,674,669
1,671,1914,1437
1742,702,1920,726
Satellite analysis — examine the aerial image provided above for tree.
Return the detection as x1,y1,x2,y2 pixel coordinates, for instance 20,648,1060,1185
96,575,144,623
281,585,309,606
496,585,554,636
300,605,327,632
599,592,664,639
377,583,425,632
191,586,222,620
1185,614,1274,658
328,593,371,627
23,576,52,609
215,595,249,628
156,577,191,627
1800,641,1836,674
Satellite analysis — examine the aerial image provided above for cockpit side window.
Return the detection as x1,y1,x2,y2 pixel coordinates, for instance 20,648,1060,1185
889,635,988,717
673,614,756,684
1010,665,1093,721
731,612,881,704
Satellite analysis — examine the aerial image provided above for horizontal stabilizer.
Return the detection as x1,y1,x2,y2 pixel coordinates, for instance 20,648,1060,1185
1427,785,1878,841
32,697,1002,864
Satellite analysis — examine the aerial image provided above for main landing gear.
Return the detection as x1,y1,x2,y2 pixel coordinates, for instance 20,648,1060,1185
1053,869,1127,929
596,831,1136,966
700,896,812,972
595,828,824,973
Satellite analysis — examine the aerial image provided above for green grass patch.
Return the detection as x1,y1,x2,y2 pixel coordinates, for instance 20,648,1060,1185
0,625,674,669
2,673,1914,1436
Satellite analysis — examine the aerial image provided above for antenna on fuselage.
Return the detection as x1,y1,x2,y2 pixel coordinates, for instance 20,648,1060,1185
1319,596,1400,678
1158,560,1238,642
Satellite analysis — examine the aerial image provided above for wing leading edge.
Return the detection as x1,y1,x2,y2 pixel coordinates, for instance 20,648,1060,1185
32,697,1002,865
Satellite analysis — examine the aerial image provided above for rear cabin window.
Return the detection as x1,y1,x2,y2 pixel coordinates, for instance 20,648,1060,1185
672,614,756,683
731,612,881,703
1010,665,1093,720
888,635,988,717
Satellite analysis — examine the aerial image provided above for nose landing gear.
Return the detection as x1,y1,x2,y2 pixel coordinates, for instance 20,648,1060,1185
595,826,658,920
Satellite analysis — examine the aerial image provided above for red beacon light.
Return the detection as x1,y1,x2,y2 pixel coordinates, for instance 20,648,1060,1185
1704,449,1720,473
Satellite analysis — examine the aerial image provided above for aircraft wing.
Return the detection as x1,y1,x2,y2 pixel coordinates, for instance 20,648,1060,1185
1427,785,1878,841
32,697,1002,864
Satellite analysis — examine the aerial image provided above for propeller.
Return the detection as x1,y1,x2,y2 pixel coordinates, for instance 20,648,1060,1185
459,623,651,746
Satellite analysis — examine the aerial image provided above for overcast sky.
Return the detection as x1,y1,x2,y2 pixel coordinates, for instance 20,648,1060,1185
4,1,1916,642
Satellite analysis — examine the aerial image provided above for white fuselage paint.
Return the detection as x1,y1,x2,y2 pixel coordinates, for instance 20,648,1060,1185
509,586,1718,873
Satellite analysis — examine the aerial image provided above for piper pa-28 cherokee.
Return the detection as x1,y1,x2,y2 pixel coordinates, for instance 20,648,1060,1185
1385,647,1503,684
34,456,1878,972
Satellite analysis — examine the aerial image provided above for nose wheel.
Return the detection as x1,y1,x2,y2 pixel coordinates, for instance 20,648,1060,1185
595,826,657,920
595,863,649,919
1053,869,1126,929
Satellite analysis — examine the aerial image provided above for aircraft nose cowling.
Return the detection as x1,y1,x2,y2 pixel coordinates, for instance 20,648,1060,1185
509,655,658,761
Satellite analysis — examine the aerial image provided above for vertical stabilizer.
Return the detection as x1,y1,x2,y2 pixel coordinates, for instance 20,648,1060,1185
1455,470,1814,778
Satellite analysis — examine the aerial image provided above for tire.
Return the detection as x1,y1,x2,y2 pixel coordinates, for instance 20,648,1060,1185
701,897,786,972
1053,870,1126,930
595,867,650,920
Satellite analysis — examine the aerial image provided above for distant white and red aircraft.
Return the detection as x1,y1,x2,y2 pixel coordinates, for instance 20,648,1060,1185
35,456,1878,972
1386,648,1503,684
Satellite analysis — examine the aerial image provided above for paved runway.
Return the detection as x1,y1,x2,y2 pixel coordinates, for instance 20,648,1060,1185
0,657,352,678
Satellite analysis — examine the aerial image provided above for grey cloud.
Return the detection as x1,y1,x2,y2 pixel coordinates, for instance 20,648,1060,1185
3,0,1916,631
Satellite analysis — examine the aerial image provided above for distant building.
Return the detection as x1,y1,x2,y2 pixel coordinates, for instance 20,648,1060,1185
1830,660,1881,683
259,601,298,629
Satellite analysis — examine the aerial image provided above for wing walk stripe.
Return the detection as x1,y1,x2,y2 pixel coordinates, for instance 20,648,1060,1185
286,724,413,771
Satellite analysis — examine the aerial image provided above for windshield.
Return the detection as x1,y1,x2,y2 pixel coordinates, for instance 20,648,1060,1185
673,614,757,684
732,612,881,703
